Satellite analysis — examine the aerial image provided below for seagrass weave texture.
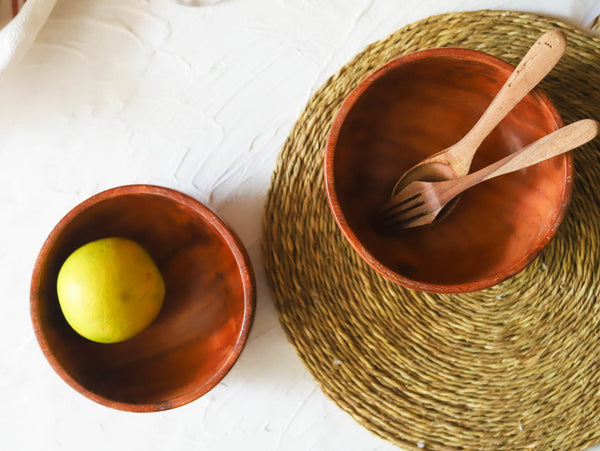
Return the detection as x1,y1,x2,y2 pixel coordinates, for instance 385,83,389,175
263,10,600,450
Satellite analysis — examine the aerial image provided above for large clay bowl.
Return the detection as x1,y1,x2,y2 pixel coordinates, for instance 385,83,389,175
30,185,255,411
325,48,571,293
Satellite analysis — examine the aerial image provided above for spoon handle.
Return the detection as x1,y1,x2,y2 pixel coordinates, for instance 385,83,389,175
446,119,598,197
447,29,567,176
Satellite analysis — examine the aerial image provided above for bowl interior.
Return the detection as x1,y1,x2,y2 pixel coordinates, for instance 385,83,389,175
31,187,254,411
328,50,569,291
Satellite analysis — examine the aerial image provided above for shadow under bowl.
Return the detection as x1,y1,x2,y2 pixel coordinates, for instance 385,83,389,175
325,48,572,293
30,185,256,411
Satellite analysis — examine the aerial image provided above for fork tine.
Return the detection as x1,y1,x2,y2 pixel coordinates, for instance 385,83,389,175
379,202,428,228
379,181,429,215
378,200,429,230
379,192,423,216
382,210,430,231
379,199,426,225
379,200,423,225
377,183,438,231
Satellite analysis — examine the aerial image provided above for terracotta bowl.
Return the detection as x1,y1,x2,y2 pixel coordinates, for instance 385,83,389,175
325,48,572,293
30,185,256,411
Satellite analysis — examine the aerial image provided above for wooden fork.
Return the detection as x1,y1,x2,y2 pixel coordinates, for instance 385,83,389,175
379,119,599,230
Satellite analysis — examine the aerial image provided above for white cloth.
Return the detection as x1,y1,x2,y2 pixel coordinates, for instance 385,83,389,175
0,0,56,78
585,3,600,31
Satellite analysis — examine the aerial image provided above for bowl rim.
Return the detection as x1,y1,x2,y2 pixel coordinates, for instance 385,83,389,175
30,184,256,412
324,47,572,293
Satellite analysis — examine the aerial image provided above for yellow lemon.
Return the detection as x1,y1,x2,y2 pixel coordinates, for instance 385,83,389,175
57,237,165,343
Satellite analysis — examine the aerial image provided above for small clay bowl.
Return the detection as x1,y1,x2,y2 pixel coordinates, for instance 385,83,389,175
30,185,256,411
325,48,572,293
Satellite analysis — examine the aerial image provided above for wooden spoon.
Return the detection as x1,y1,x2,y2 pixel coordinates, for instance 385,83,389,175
381,119,598,230
390,29,568,210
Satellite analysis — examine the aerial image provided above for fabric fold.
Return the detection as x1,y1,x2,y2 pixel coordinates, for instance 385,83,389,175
0,0,56,78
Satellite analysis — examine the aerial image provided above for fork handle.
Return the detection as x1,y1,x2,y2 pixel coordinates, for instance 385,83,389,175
445,29,567,176
448,119,599,196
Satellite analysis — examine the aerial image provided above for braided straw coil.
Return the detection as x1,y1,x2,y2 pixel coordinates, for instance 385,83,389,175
263,10,600,450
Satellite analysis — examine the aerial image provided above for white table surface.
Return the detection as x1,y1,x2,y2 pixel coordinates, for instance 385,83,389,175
2,1,600,450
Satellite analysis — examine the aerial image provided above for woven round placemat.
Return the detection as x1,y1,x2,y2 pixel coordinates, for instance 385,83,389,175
263,10,600,450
